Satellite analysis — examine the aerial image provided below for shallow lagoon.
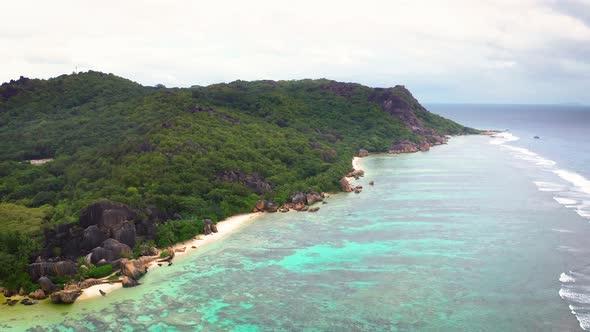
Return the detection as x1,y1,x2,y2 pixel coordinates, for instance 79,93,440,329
2,135,588,331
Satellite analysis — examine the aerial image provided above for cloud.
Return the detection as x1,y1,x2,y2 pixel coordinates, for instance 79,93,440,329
1,0,589,103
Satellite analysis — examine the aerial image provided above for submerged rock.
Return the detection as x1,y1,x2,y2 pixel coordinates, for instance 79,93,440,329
21,298,37,305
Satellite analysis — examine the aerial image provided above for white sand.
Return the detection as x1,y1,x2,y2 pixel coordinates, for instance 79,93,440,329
78,212,262,300
352,156,362,172
78,282,123,300
163,212,262,259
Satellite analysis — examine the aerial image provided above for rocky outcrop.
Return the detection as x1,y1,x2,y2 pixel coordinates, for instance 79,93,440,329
321,149,338,162
43,200,143,260
389,140,419,154
216,171,271,194
121,276,140,288
358,149,369,157
38,276,58,294
346,169,364,179
81,225,108,251
79,200,137,248
189,105,240,124
91,247,114,264
50,287,82,304
78,278,104,289
253,200,278,213
29,289,47,300
29,261,77,282
290,192,323,206
21,298,38,305
419,142,430,151
320,81,360,99
80,200,136,229
203,219,217,234
120,258,148,280
368,87,425,132
306,193,323,205
90,239,132,264
340,177,353,192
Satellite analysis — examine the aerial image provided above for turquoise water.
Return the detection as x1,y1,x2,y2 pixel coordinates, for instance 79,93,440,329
2,135,589,331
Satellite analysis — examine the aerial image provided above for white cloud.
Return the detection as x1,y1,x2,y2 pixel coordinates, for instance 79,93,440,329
1,0,589,103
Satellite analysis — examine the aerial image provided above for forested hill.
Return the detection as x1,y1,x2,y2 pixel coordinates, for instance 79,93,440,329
0,71,476,290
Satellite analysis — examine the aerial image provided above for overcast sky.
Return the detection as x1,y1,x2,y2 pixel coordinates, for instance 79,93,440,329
2,0,590,104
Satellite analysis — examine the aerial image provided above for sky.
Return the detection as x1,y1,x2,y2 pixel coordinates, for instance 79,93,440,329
1,0,590,104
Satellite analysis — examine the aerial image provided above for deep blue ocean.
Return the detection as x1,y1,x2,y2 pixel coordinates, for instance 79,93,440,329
2,104,590,331
429,104,590,330
427,104,590,181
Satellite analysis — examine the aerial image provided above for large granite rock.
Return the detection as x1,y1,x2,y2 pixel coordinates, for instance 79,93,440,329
79,278,104,289
91,247,115,264
50,287,82,304
290,192,323,205
358,149,369,157
389,140,419,154
81,225,108,250
253,200,278,213
120,258,147,280
102,239,132,259
216,171,271,194
29,261,77,282
28,289,47,300
291,193,307,205
112,221,136,248
203,219,214,235
79,200,137,247
305,193,323,205
340,177,353,192
37,276,58,294
80,200,136,229
121,276,139,288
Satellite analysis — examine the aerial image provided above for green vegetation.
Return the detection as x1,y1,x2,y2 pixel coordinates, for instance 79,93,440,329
0,71,476,290
159,250,170,259
156,219,204,248
87,264,113,279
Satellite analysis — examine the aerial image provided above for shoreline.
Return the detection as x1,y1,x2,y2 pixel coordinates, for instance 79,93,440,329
78,212,263,300
44,145,446,302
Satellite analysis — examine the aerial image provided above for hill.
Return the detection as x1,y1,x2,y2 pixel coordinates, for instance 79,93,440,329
0,71,477,291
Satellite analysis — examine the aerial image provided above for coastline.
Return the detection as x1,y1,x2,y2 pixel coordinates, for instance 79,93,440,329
78,212,263,300
77,137,469,302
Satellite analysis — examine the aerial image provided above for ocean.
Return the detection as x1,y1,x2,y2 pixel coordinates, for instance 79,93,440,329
2,104,590,331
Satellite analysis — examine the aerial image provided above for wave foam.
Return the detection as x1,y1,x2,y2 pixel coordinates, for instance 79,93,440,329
490,132,590,221
554,170,590,196
551,228,574,233
561,272,576,283
489,132,520,145
554,197,579,205
559,287,590,304
533,181,566,192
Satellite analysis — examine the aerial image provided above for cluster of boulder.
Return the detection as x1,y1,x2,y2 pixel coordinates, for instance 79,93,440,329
388,136,447,154
341,168,366,192
41,200,170,261
203,219,218,235
19,200,169,304
253,192,325,214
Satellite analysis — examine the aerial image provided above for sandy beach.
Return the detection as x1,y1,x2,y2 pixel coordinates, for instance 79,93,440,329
352,156,362,172
160,212,262,259
78,212,262,300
